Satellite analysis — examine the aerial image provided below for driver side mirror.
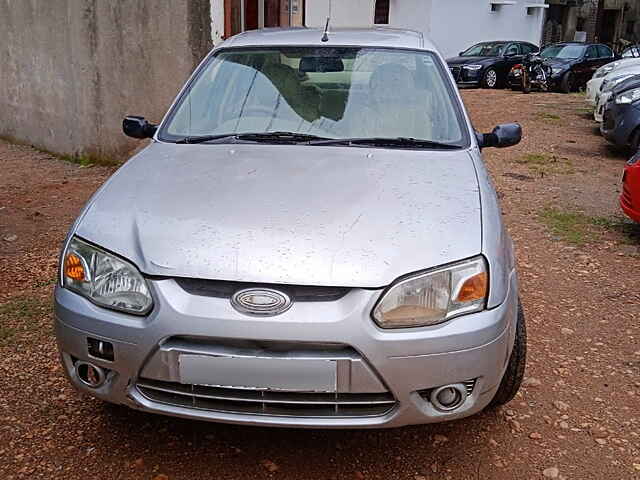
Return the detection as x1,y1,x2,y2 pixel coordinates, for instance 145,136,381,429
123,115,157,139
476,123,522,149
459,51,464,57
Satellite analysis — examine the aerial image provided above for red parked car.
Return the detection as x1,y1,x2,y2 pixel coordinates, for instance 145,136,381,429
621,151,640,222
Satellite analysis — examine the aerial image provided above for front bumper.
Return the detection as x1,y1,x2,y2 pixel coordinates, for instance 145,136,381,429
595,91,612,123
601,100,640,148
621,167,640,222
586,78,604,106
449,66,483,87
54,272,518,428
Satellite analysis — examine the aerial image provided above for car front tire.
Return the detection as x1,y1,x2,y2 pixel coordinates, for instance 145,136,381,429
482,68,499,89
560,71,574,93
489,299,527,407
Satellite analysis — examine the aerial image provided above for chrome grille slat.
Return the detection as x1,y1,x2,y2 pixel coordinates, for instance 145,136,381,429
136,378,396,417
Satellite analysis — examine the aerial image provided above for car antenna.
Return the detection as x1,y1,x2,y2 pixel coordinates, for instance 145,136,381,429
321,17,330,42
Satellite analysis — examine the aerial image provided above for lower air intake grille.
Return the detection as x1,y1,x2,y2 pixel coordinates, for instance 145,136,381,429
136,378,396,418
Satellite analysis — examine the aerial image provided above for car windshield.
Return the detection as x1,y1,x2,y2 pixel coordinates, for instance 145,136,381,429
540,45,585,59
159,47,466,146
461,42,505,57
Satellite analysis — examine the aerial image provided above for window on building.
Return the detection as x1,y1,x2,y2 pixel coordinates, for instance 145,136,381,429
374,0,390,24
225,0,305,38
576,18,585,32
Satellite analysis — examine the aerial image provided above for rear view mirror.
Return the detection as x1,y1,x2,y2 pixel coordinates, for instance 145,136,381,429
299,56,344,73
477,123,522,149
123,116,157,139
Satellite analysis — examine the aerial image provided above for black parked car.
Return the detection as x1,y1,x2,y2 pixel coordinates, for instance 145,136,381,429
601,76,640,151
507,42,615,93
446,41,539,89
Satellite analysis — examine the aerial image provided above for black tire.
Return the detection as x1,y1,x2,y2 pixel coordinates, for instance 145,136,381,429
482,68,499,89
560,71,573,94
521,70,531,94
489,300,527,407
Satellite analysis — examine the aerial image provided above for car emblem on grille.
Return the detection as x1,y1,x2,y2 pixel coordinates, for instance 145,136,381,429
231,288,292,316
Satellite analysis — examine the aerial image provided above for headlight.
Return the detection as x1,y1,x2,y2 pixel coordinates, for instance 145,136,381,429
616,87,640,105
61,237,153,315
551,67,563,75
594,64,616,79
372,257,488,329
463,64,483,70
602,74,635,92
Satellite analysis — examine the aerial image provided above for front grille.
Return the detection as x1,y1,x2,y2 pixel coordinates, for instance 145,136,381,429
463,379,476,396
136,378,396,418
175,278,351,302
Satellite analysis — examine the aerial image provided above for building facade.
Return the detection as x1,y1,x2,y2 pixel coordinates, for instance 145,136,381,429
542,0,640,48
306,0,548,57
212,1,548,57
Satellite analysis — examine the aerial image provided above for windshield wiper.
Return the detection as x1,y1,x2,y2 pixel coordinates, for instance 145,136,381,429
174,132,329,145
234,132,330,143
174,134,237,144
309,137,461,149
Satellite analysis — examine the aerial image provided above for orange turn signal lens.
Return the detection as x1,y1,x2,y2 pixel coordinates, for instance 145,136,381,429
64,253,86,281
456,272,487,303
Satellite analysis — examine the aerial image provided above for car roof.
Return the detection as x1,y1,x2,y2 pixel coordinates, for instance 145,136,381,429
221,27,431,51
545,42,598,47
474,40,531,44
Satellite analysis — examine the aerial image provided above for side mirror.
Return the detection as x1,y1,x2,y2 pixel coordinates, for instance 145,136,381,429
476,123,522,149
123,115,157,139
459,51,464,57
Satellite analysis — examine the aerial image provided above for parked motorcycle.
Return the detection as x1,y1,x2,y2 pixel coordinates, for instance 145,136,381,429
518,54,552,94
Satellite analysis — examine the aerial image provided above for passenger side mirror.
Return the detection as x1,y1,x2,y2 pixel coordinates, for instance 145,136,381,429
459,51,464,57
476,123,522,149
123,115,157,139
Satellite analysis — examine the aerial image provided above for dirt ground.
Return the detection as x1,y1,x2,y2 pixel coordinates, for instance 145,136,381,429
1,89,639,480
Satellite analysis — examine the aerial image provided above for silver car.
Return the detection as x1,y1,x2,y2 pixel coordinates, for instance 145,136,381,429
55,28,526,428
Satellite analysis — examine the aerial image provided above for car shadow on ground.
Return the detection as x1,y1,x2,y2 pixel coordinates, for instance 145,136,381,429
86,401,506,476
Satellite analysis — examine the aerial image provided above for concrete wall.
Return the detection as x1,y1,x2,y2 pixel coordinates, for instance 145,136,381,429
306,0,546,58
306,0,376,28
0,0,212,162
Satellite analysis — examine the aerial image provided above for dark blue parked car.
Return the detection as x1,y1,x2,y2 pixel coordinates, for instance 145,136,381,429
601,76,640,151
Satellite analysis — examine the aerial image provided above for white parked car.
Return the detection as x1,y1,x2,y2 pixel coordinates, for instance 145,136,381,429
586,58,640,107
593,64,640,122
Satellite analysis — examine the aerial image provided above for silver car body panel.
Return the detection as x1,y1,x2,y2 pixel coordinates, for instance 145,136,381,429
55,27,520,427
75,143,483,288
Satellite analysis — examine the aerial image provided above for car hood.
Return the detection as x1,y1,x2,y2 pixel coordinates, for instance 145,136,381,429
540,57,574,68
446,56,495,66
76,143,482,288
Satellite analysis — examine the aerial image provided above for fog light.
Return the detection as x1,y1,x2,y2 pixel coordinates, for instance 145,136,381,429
437,387,461,407
75,361,106,388
429,384,467,412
